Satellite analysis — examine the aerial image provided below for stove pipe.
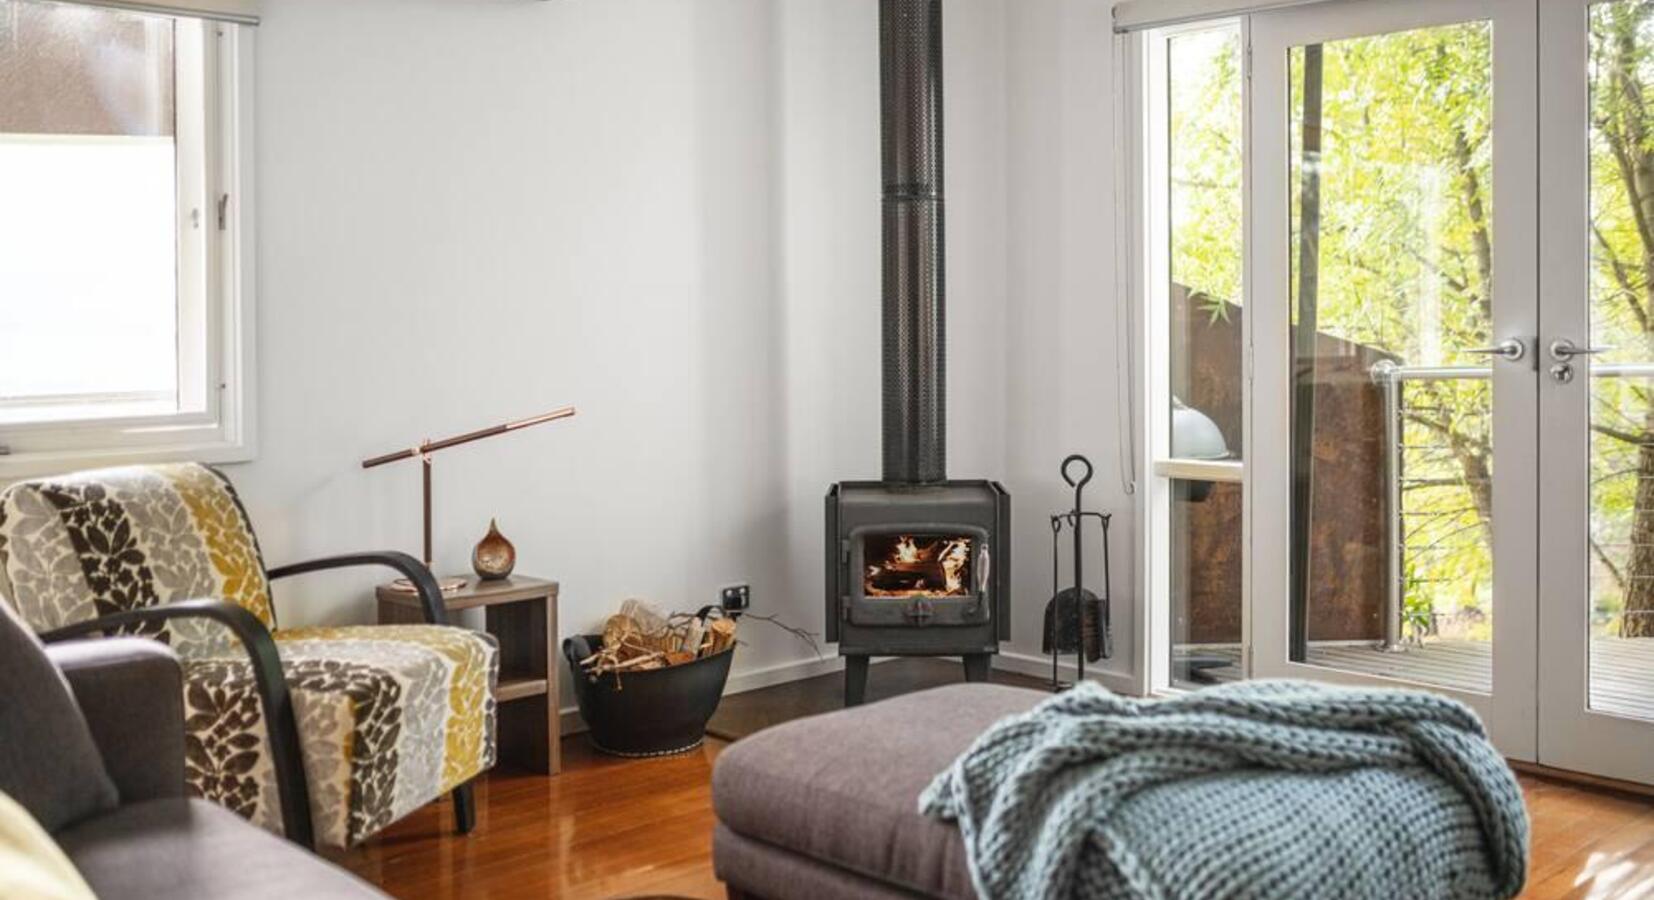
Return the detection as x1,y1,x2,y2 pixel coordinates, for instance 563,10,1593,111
881,0,945,485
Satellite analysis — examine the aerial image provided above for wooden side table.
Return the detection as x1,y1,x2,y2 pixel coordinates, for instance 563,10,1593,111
377,575,561,775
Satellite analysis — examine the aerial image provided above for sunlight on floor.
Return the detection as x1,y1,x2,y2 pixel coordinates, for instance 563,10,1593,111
1574,850,1654,899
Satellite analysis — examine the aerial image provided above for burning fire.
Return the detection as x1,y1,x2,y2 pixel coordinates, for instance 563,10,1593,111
865,534,973,598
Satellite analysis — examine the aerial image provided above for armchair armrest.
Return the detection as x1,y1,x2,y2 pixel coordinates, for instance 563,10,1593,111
267,551,449,626
39,601,315,848
45,638,185,805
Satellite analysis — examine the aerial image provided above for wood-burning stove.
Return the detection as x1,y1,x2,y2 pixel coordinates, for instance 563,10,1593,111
826,482,1011,704
824,0,1010,706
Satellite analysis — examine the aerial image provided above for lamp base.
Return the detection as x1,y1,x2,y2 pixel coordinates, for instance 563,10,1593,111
386,575,470,595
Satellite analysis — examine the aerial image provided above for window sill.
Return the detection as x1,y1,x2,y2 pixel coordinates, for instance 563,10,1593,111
0,435,256,481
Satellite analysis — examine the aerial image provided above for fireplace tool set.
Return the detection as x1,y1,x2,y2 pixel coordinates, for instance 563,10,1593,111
1043,454,1112,690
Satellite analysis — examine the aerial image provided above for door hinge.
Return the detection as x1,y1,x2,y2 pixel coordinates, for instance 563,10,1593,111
217,193,231,230
0,444,11,457
1244,41,1253,82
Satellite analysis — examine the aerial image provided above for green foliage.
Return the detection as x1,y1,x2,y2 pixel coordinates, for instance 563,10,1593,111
1169,28,1243,308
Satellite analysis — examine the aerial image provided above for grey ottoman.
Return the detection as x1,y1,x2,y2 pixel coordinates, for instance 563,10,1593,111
712,683,1046,900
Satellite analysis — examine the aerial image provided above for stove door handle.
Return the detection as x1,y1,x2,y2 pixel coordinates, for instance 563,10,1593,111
978,542,991,594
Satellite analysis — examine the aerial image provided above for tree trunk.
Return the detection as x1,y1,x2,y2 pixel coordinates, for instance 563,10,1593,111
1445,120,1495,549
1623,411,1654,637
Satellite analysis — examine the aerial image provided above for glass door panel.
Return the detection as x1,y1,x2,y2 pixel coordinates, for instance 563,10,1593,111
1584,0,1654,724
1538,0,1654,784
1287,22,1496,693
1251,0,1538,758
1148,21,1250,690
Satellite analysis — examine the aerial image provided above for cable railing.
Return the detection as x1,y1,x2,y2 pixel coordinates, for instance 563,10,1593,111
1370,359,1654,648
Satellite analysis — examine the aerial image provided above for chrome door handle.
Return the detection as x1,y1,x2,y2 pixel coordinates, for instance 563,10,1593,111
1550,338,1612,361
1466,339,1527,362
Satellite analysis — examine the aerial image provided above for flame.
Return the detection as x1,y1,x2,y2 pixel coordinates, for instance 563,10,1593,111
864,534,973,599
939,540,969,593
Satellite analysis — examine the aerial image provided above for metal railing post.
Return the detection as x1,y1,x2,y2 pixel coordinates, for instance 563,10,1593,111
1372,361,1407,651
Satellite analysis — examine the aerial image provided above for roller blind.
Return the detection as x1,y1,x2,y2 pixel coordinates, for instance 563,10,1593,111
47,0,258,25
1113,0,1324,32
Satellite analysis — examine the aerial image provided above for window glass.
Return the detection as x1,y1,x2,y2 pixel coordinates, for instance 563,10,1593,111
1163,24,1246,687
1168,26,1243,463
0,0,184,423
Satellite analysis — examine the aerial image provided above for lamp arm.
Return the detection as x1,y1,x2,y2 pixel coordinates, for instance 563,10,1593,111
361,406,576,469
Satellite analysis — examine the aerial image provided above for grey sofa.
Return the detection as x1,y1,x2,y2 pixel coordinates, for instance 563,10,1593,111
39,637,385,899
712,683,1047,900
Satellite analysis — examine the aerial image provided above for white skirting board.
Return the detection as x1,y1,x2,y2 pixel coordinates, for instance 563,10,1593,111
991,649,1139,696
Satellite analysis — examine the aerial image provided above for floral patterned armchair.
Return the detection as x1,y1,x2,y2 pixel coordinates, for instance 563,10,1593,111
0,463,497,849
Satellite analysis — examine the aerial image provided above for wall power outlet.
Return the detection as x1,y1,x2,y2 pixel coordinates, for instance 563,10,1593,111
720,584,751,613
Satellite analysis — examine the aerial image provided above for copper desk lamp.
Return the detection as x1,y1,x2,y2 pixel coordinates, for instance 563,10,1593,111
363,406,576,592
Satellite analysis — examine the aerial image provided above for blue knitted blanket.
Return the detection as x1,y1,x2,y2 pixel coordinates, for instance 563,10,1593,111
919,680,1528,899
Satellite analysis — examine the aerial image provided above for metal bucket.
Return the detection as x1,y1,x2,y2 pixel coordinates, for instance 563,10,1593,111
562,634,734,757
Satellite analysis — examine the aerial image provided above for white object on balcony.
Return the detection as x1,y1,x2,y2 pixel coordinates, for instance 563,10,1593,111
1171,397,1230,461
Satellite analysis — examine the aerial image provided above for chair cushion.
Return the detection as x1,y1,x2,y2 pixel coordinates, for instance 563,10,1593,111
712,682,1046,900
181,624,498,847
0,600,117,833
56,797,386,900
0,463,276,646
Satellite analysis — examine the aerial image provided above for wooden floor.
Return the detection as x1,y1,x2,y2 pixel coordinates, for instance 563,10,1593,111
338,737,1654,899
335,737,729,899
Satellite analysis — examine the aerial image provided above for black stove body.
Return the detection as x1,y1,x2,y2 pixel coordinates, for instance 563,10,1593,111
825,482,1010,703
825,0,1010,705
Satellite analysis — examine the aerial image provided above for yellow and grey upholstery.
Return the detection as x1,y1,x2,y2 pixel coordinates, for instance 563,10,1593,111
0,464,497,848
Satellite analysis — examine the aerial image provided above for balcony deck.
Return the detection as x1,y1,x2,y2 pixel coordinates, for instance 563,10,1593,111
1175,638,1654,721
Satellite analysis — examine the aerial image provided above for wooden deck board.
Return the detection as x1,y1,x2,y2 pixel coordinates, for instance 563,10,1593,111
1176,638,1654,721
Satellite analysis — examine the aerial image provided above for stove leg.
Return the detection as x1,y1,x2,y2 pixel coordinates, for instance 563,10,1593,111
963,653,991,684
844,655,870,707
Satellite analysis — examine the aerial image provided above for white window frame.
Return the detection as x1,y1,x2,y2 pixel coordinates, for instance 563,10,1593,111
1125,17,1254,697
0,14,257,478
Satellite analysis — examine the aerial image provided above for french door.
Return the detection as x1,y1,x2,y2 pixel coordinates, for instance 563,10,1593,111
1233,0,1654,782
1248,0,1541,759
1537,0,1654,785
1137,0,1654,782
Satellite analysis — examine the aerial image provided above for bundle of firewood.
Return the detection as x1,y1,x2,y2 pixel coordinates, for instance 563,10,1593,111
579,598,737,678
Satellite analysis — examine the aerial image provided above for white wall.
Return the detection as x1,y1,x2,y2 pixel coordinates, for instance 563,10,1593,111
235,0,1013,702
1000,0,1137,688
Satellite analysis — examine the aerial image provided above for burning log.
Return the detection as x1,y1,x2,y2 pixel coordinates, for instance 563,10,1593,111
865,535,974,598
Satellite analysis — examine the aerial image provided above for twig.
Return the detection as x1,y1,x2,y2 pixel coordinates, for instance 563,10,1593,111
737,612,823,660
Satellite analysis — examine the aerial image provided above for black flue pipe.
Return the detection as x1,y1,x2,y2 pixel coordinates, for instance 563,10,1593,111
880,0,946,485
